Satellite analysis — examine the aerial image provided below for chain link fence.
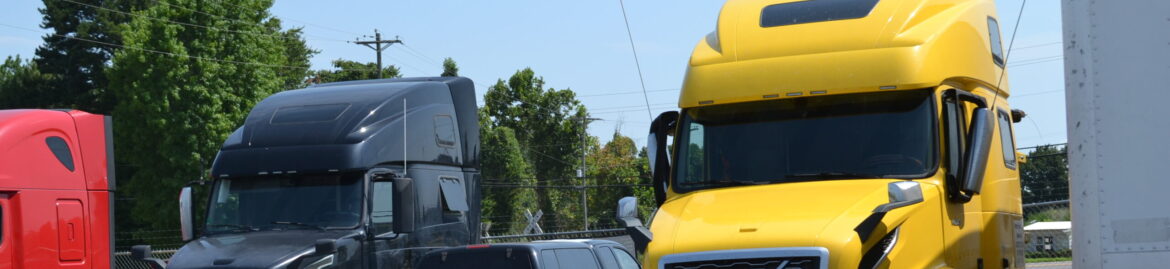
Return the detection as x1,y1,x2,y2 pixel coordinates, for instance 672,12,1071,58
112,229,183,268
1019,144,1071,263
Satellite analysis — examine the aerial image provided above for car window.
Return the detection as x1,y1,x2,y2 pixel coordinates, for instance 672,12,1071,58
611,248,640,269
555,248,600,269
541,250,560,269
595,247,619,269
416,248,535,269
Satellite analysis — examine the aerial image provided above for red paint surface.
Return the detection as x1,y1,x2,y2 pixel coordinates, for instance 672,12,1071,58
0,109,114,269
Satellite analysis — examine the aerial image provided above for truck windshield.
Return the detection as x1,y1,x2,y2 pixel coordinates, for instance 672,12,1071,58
673,89,937,192
205,174,362,233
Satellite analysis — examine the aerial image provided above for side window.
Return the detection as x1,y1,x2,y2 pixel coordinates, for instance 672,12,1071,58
611,248,640,269
678,122,705,184
541,250,560,269
46,136,75,171
555,248,601,269
595,247,619,269
998,110,1018,169
988,17,1005,66
370,181,394,235
434,115,457,147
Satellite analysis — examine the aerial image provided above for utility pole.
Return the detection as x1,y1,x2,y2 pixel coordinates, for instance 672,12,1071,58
352,29,402,79
576,116,602,231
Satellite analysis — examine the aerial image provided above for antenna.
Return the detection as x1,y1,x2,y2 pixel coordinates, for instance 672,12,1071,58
403,98,408,177
991,0,1028,108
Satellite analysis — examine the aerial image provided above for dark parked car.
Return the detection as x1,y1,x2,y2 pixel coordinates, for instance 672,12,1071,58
417,239,641,269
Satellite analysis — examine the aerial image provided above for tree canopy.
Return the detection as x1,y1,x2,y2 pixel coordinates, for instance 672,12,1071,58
311,59,400,84
441,57,459,77
1021,144,1069,204
0,56,56,108
106,0,311,229
481,68,589,230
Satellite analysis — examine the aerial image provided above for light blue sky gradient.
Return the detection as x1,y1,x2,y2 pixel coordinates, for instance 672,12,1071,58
0,0,1065,149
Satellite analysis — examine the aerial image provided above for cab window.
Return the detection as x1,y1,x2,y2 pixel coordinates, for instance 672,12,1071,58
988,17,1006,66
998,110,1017,169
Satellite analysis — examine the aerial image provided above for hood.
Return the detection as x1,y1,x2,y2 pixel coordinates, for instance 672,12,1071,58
652,179,914,255
167,230,357,269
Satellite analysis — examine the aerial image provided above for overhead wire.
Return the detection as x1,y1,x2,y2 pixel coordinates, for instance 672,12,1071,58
145,0,350,42
0,22,315,70
991,0,1029,106
577,88,677,98
204,0,365,36
56,0,329,43
616,0,654,121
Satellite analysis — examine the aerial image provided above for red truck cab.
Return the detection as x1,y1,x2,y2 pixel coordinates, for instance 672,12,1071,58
0,109,115,269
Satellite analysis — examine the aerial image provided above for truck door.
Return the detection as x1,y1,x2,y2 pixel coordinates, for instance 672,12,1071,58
940,88,985,268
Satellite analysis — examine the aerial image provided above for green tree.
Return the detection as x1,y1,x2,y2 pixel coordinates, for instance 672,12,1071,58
33,0,150,113
107,0,299,229
441,57,459,77
0,55,57,108
311,59,400,83
479,121,538,235
482,68,587,230
273,27,318,90
585,131,652,228
1020,144,1069,204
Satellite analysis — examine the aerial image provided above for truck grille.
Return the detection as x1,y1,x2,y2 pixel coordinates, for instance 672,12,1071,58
665,256,820,269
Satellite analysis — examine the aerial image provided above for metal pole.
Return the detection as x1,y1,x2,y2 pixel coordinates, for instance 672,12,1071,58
581,118,587,231
576,117,601,231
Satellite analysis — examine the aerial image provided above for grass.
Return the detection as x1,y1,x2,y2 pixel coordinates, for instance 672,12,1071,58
1026,257,1072,263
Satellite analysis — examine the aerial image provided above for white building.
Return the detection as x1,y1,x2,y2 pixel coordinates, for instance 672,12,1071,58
1025,221,1072,252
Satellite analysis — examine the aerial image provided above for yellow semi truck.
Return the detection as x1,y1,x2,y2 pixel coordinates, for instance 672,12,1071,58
615,0,1027,268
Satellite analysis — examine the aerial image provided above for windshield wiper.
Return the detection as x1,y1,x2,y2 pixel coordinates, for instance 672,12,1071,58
784,172,887,180
272,221,326,231
207,224,258,233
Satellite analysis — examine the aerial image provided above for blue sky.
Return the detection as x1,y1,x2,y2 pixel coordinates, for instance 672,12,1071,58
0,0,1065,149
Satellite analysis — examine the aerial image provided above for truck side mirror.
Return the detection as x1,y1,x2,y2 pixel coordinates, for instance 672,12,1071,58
616,197,652,255
648,111,679,206
961,108,994,195
392,177,417,234
616,197,642,227
179,186,194,241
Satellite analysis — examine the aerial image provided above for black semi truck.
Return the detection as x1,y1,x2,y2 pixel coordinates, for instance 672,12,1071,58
135,77,482,269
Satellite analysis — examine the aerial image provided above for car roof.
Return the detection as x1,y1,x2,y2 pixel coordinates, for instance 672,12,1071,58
422,239,627,256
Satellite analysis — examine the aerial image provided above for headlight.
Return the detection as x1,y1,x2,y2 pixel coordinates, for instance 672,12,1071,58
303,254,335,269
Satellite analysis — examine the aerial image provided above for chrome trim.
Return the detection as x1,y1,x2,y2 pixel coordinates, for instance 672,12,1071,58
658,247,829,269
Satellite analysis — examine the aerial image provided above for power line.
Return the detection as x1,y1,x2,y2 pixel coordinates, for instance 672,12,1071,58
992,0,1029,107
402,44,443,65
56,0,326,43
577,88,677,98
1011,41,1061,50
590,102,675,112
0,22,312,70
351,30,402,79
201,0,365,36
1008,56,1062,68
616,0,654,121
145,0,350,43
